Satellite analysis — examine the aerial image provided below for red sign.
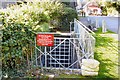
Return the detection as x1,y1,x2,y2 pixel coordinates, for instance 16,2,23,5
36,34,54,46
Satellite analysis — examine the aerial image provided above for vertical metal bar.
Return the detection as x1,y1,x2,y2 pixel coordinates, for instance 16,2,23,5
87,39,90,59
74,19,76,32
50,47,51,67
59,39,60,68
55,39,56,68
73,39,75,68
93,39,95,58
90,39,92,58
35,37,38,66
64,39,65,67
71,39,73,68
70,39,72,67
39,46,41,66
45,46,47,67
69,39,70,67
39,47,43,67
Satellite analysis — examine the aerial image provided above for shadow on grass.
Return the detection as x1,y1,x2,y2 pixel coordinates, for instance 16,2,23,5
68,28,118,79
93,28,118,79
94,52,118,78
94,35,114,48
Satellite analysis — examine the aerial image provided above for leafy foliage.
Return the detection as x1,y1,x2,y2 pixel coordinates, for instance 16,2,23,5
0,0,63,77
101,6,107,16
58,7,78,31
101,1,119,16
1,0,78,77
114,1,120,13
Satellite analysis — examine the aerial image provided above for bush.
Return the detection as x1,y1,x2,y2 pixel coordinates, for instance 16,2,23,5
58,7,78,31
101,6,107,16
102,1,120,16
0,0,63,77
1,0,78,77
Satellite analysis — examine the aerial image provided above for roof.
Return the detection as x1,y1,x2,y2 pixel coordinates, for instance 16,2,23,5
83,1,99,9
88,5,99,8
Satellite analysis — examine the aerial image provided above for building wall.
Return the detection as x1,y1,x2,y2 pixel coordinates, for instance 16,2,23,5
0,0,17,9
87,16,119,33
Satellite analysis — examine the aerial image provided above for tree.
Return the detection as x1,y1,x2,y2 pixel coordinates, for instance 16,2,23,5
58,7,78,31
100,1,119,16
114,1,120,13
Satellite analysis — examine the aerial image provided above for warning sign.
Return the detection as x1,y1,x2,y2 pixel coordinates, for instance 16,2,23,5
36,34,54,46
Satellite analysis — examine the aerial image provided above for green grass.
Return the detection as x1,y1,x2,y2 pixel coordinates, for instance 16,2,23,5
95,28,115,34
93,28,119,79
56,28,119,79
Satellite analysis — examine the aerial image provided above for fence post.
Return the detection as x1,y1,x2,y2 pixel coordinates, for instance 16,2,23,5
70,22,72,33
35,37,38,66
45,47,47,68
96,19,99,28
102,20,107,33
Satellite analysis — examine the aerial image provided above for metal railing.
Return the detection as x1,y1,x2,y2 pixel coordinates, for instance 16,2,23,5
73,19,95,59
33,19,95,71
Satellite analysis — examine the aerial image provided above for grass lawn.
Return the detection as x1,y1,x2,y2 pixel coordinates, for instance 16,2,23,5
57,28,119,79
94,28,119,78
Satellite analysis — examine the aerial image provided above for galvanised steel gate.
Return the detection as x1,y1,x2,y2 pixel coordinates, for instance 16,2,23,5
34,19,95,70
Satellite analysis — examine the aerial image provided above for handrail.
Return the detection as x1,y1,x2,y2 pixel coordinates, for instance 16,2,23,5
74,18,95,59
75,19,95,35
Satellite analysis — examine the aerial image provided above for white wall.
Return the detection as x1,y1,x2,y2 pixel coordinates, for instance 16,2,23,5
0,0,17,9
87,16,119,33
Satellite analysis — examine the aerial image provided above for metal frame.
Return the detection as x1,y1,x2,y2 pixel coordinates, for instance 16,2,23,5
33,19,95,71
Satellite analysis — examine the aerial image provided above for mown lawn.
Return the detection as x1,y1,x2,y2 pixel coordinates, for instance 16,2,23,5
57,28,119,79
93,28,119,79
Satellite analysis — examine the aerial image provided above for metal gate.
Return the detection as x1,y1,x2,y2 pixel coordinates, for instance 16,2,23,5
34,19,95,70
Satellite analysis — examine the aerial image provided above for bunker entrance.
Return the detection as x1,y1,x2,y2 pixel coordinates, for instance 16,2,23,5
34,19,95,70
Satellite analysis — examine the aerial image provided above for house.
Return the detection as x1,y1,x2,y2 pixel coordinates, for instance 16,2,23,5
77,1,102,16
83,1,102,16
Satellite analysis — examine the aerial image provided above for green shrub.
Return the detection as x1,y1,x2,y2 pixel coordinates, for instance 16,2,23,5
58,7,78,31
1,0,78,77
101,6,107,16
0,0,63,77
